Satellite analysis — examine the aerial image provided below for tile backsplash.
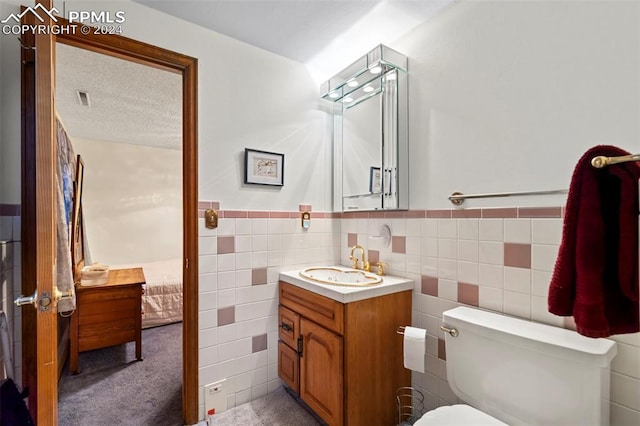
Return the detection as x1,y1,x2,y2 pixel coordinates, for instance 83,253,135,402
197,202,639,425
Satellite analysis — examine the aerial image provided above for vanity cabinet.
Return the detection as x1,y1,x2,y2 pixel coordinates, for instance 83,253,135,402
278,281,411,426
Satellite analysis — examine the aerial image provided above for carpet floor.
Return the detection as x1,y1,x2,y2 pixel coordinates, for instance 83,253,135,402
58,322,182,426
207,386,324,426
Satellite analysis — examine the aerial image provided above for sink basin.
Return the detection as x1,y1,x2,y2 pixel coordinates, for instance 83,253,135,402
299,267,382,286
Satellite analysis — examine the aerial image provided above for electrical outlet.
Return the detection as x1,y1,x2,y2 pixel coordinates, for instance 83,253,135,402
205,379,227,422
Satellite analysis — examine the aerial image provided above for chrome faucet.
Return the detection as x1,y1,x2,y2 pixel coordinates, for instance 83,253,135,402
349,245,370,271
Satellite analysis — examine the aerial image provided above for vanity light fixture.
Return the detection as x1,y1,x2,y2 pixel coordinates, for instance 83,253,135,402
320,44,407,104
363,85,374,93
343,96,354,103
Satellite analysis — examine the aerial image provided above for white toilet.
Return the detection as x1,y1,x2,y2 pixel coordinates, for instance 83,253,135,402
415,306,617,426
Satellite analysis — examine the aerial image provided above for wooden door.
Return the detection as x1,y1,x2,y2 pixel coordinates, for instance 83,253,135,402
300,318,344,426
20,4,199,424
19,2,58,424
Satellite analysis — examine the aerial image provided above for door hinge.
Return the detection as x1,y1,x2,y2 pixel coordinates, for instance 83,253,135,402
297,335,303,357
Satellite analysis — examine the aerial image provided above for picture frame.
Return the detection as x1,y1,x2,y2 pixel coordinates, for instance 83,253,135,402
244,148,284,186
71,155,85,279
369,166,381,193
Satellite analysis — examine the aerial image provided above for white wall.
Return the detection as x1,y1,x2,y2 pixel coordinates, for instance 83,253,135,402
71,137,182,265
60,0,332,212
393,0,640,210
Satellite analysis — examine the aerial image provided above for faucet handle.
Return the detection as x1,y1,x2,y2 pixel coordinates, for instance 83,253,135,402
375,262,387,276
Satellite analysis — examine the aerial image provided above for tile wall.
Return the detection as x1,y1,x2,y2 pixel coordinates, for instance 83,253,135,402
339,207,639,425
0,204,21,385
196,201,340,416
197,202,639,425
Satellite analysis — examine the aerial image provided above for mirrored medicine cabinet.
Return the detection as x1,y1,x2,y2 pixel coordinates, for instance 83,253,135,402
321,44,408,212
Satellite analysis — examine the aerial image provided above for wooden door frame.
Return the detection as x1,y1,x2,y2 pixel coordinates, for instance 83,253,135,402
22,16,199,424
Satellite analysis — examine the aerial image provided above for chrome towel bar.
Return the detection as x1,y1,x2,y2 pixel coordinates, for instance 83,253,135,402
449,189,568,206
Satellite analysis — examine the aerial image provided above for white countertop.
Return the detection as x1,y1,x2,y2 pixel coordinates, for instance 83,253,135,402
279,267,414,303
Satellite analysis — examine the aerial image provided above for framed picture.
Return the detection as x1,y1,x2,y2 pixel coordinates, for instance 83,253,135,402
369,166,381,193
244,148,284,186
71,155,85,278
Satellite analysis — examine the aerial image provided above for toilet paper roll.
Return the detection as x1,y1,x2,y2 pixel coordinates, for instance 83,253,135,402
403,326,426,373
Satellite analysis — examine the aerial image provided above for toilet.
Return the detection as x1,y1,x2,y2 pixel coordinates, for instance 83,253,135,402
415,307,617,426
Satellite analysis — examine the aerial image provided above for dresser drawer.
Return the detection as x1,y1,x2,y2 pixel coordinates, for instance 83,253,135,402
279,281,344,335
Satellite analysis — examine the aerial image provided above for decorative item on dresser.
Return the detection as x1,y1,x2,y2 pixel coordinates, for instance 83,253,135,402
70,267,145,374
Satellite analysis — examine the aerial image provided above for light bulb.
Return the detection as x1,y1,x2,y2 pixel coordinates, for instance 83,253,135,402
369,65,382,74
347,80,358,87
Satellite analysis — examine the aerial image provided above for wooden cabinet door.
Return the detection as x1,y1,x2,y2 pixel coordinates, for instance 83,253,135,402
300,318,343,426
278,341,300,394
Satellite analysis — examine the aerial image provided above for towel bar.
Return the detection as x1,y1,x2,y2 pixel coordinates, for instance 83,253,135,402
591,153,640,168
449,189,568,205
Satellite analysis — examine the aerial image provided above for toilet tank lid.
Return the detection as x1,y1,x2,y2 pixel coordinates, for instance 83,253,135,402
443,307,616,360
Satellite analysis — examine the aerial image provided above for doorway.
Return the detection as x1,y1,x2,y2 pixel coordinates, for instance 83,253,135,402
21,20,199,424
54,42,185,423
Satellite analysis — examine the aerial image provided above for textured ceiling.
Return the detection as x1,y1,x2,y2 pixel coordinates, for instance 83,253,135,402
56,43,182,150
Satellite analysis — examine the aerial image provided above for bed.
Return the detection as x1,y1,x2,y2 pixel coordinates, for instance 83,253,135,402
111,258,182,329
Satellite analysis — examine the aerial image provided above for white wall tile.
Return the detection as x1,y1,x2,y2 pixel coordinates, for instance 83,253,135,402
438,259,457,280
199,255,217,274
531,269,552,297
478,286,503,312
611,372,640,411
438,238,457,260
530,296,564,327
531,219,562,245
610,402,640,426
235,219,252,235
611,342,640,379
503,291,531,319
457,219,479,240
479,219,503,241
457,240,478,262
216,254,236,272
457,261,478,285
531,244,559,271
478,264,503,289
504,219,531,243
438,278,458,301
503,266,531,294
199,236,217,255
438,219,457,239
479,241,504,265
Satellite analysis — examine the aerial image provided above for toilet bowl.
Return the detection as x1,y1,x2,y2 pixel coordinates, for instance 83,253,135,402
415,404,506,425
414,307,617,425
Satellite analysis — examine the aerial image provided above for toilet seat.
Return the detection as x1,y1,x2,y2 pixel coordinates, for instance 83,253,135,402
414,404,508,425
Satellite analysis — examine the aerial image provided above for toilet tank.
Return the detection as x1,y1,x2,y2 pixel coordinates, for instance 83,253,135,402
442,307,617,426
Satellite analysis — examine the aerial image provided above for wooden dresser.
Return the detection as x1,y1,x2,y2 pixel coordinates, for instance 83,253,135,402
70,267,145,374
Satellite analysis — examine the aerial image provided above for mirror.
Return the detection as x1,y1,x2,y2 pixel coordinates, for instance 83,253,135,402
322,44,408,211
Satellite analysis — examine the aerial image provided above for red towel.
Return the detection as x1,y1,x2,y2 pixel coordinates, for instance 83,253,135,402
548,145,640,338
